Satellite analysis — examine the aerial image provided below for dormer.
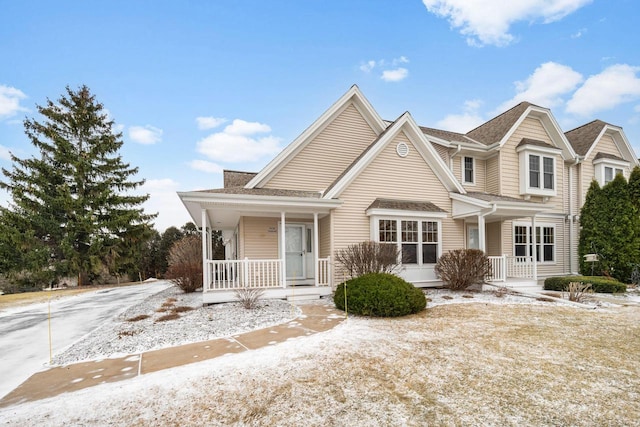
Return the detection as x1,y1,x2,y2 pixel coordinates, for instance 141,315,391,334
592,152,629,186
516,138,562,198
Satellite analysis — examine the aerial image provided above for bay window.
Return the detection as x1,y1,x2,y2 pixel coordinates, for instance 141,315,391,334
517,144,560,197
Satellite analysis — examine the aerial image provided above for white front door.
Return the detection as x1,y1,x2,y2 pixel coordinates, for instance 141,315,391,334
285,225,305,279
467,225,480,250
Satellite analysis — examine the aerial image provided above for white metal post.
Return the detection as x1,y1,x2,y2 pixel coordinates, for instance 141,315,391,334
313,213,319,287
478,214,486,253
531,215,537,280
201,209,208,290
280,211,286,288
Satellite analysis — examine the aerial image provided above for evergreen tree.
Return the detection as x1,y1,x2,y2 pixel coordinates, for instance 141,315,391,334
628,166,640,211
0,85,155,286
600,173,640,282
578,180,605,276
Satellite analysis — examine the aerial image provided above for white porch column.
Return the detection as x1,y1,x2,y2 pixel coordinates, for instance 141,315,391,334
280,211,286,288
477,214,486,253
531,215,538,280
201,209,209,290
313,213,319,287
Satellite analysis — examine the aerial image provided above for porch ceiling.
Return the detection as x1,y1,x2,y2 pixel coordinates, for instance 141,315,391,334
178,191,342,229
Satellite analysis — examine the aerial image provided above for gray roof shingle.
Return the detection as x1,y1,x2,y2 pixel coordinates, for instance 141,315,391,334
223,170,258,188
466,102,533,145
197,187,322,198
564,120,608,156
367,198,446,212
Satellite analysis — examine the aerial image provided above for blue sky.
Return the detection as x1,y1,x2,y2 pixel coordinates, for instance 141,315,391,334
1,0,639,230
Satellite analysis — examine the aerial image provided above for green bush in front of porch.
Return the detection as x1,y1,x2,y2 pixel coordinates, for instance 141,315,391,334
543,276,626,294
334,273,426,317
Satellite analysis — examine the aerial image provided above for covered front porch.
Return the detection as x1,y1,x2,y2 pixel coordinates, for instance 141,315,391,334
451,192,553,285
178,188,342,303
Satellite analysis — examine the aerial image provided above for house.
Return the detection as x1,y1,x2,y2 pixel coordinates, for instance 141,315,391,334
178,85,638,303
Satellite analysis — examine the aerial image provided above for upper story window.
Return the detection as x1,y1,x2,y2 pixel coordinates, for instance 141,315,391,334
463,156,474,184
593,155,629,187
517,143,560,198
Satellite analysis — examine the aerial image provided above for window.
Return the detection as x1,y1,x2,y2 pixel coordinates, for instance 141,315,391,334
463,156,474,184
529,156,540,188
377,219,440,265
513,224,555,263
543,157,554,190
401,221,418,264
518,147,558,197
604,167,624,185
528,155,553,190
422,221,438,264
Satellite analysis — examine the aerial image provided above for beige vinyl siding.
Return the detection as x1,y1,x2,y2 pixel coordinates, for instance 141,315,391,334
240,217,279,259
454,156,486,191
507,217,567,277
319,215,331,258
501,117,565,212
486,222,501,256
432,143,450,165
486,154,500,194
264,103,378,191
331,131,464,258
580,134,626,206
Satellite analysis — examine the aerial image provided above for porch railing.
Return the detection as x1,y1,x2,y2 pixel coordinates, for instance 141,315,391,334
205,257,332,291
486,255,535,282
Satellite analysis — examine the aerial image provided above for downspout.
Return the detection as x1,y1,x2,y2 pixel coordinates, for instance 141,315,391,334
568,158,580,275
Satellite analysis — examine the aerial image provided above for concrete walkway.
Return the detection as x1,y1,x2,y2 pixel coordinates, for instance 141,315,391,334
0,302,345,408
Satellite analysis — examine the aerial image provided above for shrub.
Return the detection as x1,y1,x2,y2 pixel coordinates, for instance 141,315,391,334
434,249,490,290
234,287,264,309
165,235,202,293
566,282,592,303
335,241,400,279
544,276,626,293
333,273,426,317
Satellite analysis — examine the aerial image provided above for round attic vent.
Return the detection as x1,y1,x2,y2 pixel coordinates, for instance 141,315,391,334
396,142,409,158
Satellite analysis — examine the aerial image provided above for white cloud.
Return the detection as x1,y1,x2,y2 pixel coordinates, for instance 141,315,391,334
0,85,28,119
129,125,163,145
360,60,376,73
139,178,191,232
496,62,583,112
223,119,271,135
566,64,640,116
571,28,587,38
381,68,409,82
189,160,224,174
0,145,11,161
196,116,227,130
436,99,485,132
196,119,282,163
422,0,592,47
360,57,410,80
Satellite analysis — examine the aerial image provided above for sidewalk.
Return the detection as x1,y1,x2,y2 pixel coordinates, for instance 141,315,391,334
0,302,345,408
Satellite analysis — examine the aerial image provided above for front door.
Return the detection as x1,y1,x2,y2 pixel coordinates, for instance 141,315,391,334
285,225,305,279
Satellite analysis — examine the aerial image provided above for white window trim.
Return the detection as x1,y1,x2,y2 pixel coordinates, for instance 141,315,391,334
463,156,475,185
513,222,556,265
517,147,558,197
593,158,629,186
371,216,442,266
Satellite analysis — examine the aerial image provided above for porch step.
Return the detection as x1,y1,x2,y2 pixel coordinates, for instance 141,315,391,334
287,294,321,302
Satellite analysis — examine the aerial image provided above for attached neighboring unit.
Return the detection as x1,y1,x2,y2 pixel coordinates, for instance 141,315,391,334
178,86,638,304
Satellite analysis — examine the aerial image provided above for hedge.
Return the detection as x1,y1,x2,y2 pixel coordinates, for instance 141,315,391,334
334,272,426,317
543,276,626,293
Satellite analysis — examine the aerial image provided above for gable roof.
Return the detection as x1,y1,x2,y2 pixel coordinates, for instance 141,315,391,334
466,102,533,145
245,85,386,189
323,111,465,199
565,120,639,166
564,120,607,156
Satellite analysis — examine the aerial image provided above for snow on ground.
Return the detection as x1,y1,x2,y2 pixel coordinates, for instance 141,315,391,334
2,286,639,426
52,285,300,365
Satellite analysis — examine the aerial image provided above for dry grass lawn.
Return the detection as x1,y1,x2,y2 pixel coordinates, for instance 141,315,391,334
3,302,639,426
